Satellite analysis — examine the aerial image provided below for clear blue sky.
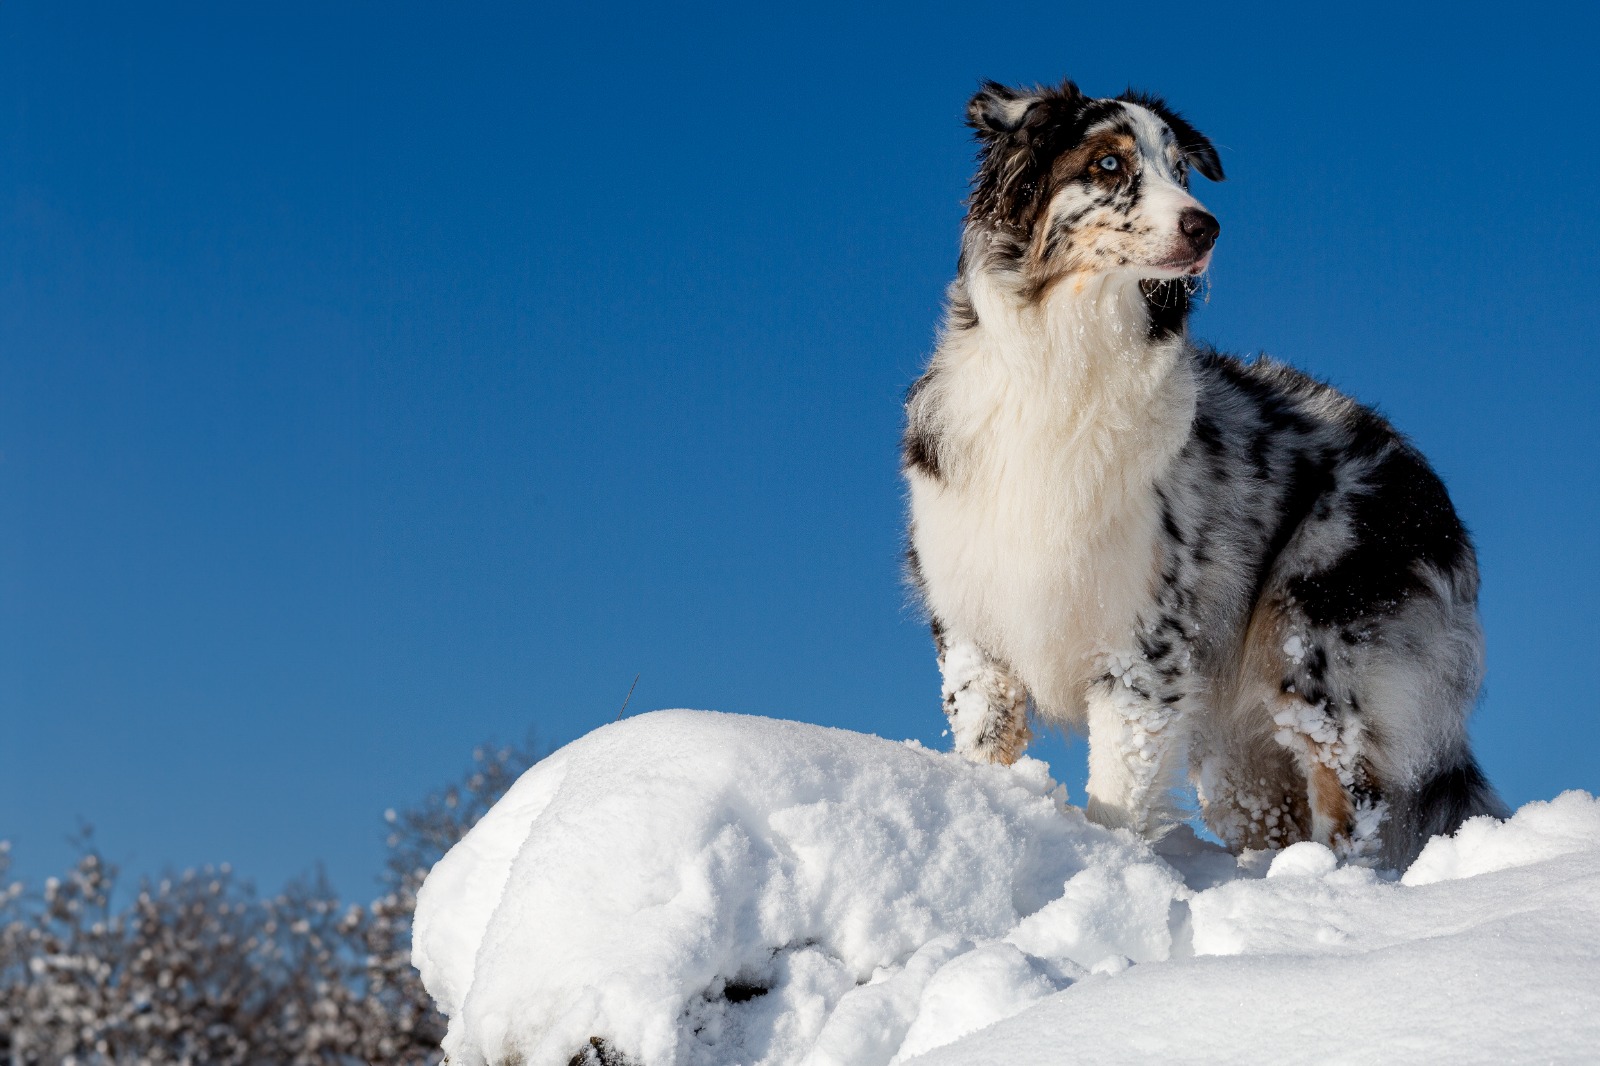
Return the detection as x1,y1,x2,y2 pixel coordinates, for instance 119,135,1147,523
3,2,1597,896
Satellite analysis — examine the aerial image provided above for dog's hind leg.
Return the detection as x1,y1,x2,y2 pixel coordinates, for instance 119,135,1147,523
1238,600,1386,860
1191,735,1310,853
937,630,1032,765
1270,690,1386,861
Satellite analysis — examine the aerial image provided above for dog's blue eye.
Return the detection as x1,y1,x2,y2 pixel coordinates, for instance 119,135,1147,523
1097,155,1120,172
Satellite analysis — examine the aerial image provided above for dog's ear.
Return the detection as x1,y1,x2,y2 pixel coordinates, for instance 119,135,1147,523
967,79,1081,139
966,79,1085,227
1119,89,1225,182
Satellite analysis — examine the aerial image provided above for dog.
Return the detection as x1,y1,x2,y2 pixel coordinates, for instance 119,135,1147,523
902,78,1506,868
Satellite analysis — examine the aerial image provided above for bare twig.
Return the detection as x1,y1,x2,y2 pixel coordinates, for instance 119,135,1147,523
613,674,641,722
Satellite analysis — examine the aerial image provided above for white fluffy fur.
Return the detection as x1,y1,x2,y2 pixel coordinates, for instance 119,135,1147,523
908,275,1192,725
909,269,1204,832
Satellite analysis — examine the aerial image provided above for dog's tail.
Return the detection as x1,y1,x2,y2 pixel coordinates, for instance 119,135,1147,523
1386,752,1509,869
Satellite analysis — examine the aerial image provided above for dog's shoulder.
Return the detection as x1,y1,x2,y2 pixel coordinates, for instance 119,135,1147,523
1188,345,1405,455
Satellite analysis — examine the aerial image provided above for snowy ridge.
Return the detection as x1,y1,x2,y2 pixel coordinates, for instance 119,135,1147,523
413,711,1600,1065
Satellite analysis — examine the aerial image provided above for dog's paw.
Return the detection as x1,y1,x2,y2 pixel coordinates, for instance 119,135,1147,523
944,671,1031,765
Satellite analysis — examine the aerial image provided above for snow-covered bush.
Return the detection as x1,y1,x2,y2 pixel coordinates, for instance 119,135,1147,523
0,740,538,1065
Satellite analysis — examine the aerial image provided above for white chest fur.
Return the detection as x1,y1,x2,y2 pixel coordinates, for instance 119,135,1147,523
908,277,1196,723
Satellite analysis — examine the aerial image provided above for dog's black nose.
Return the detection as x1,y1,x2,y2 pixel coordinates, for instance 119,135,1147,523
1179,209,1221,253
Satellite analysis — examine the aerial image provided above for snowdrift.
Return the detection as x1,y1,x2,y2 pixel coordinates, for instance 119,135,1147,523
413,710,1600,1065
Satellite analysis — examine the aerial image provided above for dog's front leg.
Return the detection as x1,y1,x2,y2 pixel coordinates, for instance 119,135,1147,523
937,631,1031,765
1084,651,1190,838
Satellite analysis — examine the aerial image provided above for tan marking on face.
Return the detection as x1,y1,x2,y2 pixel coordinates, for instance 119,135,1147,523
1026,217,1134,300
1047,130,1139,193
1019,131,1146,300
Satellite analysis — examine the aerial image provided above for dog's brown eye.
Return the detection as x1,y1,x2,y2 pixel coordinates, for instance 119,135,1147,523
1096,155,1120,173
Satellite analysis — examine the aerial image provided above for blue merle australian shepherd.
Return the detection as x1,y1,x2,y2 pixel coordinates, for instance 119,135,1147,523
903,79,1507,868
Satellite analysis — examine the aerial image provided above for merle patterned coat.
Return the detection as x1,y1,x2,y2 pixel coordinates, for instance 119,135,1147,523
903,79,1505,867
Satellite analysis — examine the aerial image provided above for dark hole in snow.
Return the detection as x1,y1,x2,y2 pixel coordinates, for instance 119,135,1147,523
722,980,769,1003
566,1036,633,1066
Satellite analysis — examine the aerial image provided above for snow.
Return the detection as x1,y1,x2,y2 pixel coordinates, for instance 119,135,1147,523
414,710,1600,1066
1282,634,1306,663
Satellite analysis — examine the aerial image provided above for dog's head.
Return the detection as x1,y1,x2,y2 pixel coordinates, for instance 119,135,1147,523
964,79,1224,299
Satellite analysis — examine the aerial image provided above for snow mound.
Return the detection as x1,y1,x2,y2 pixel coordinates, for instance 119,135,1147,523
414,711,1600,1066
921,791,1600,1065
413,711,1175,1065
1400,788,1600,886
